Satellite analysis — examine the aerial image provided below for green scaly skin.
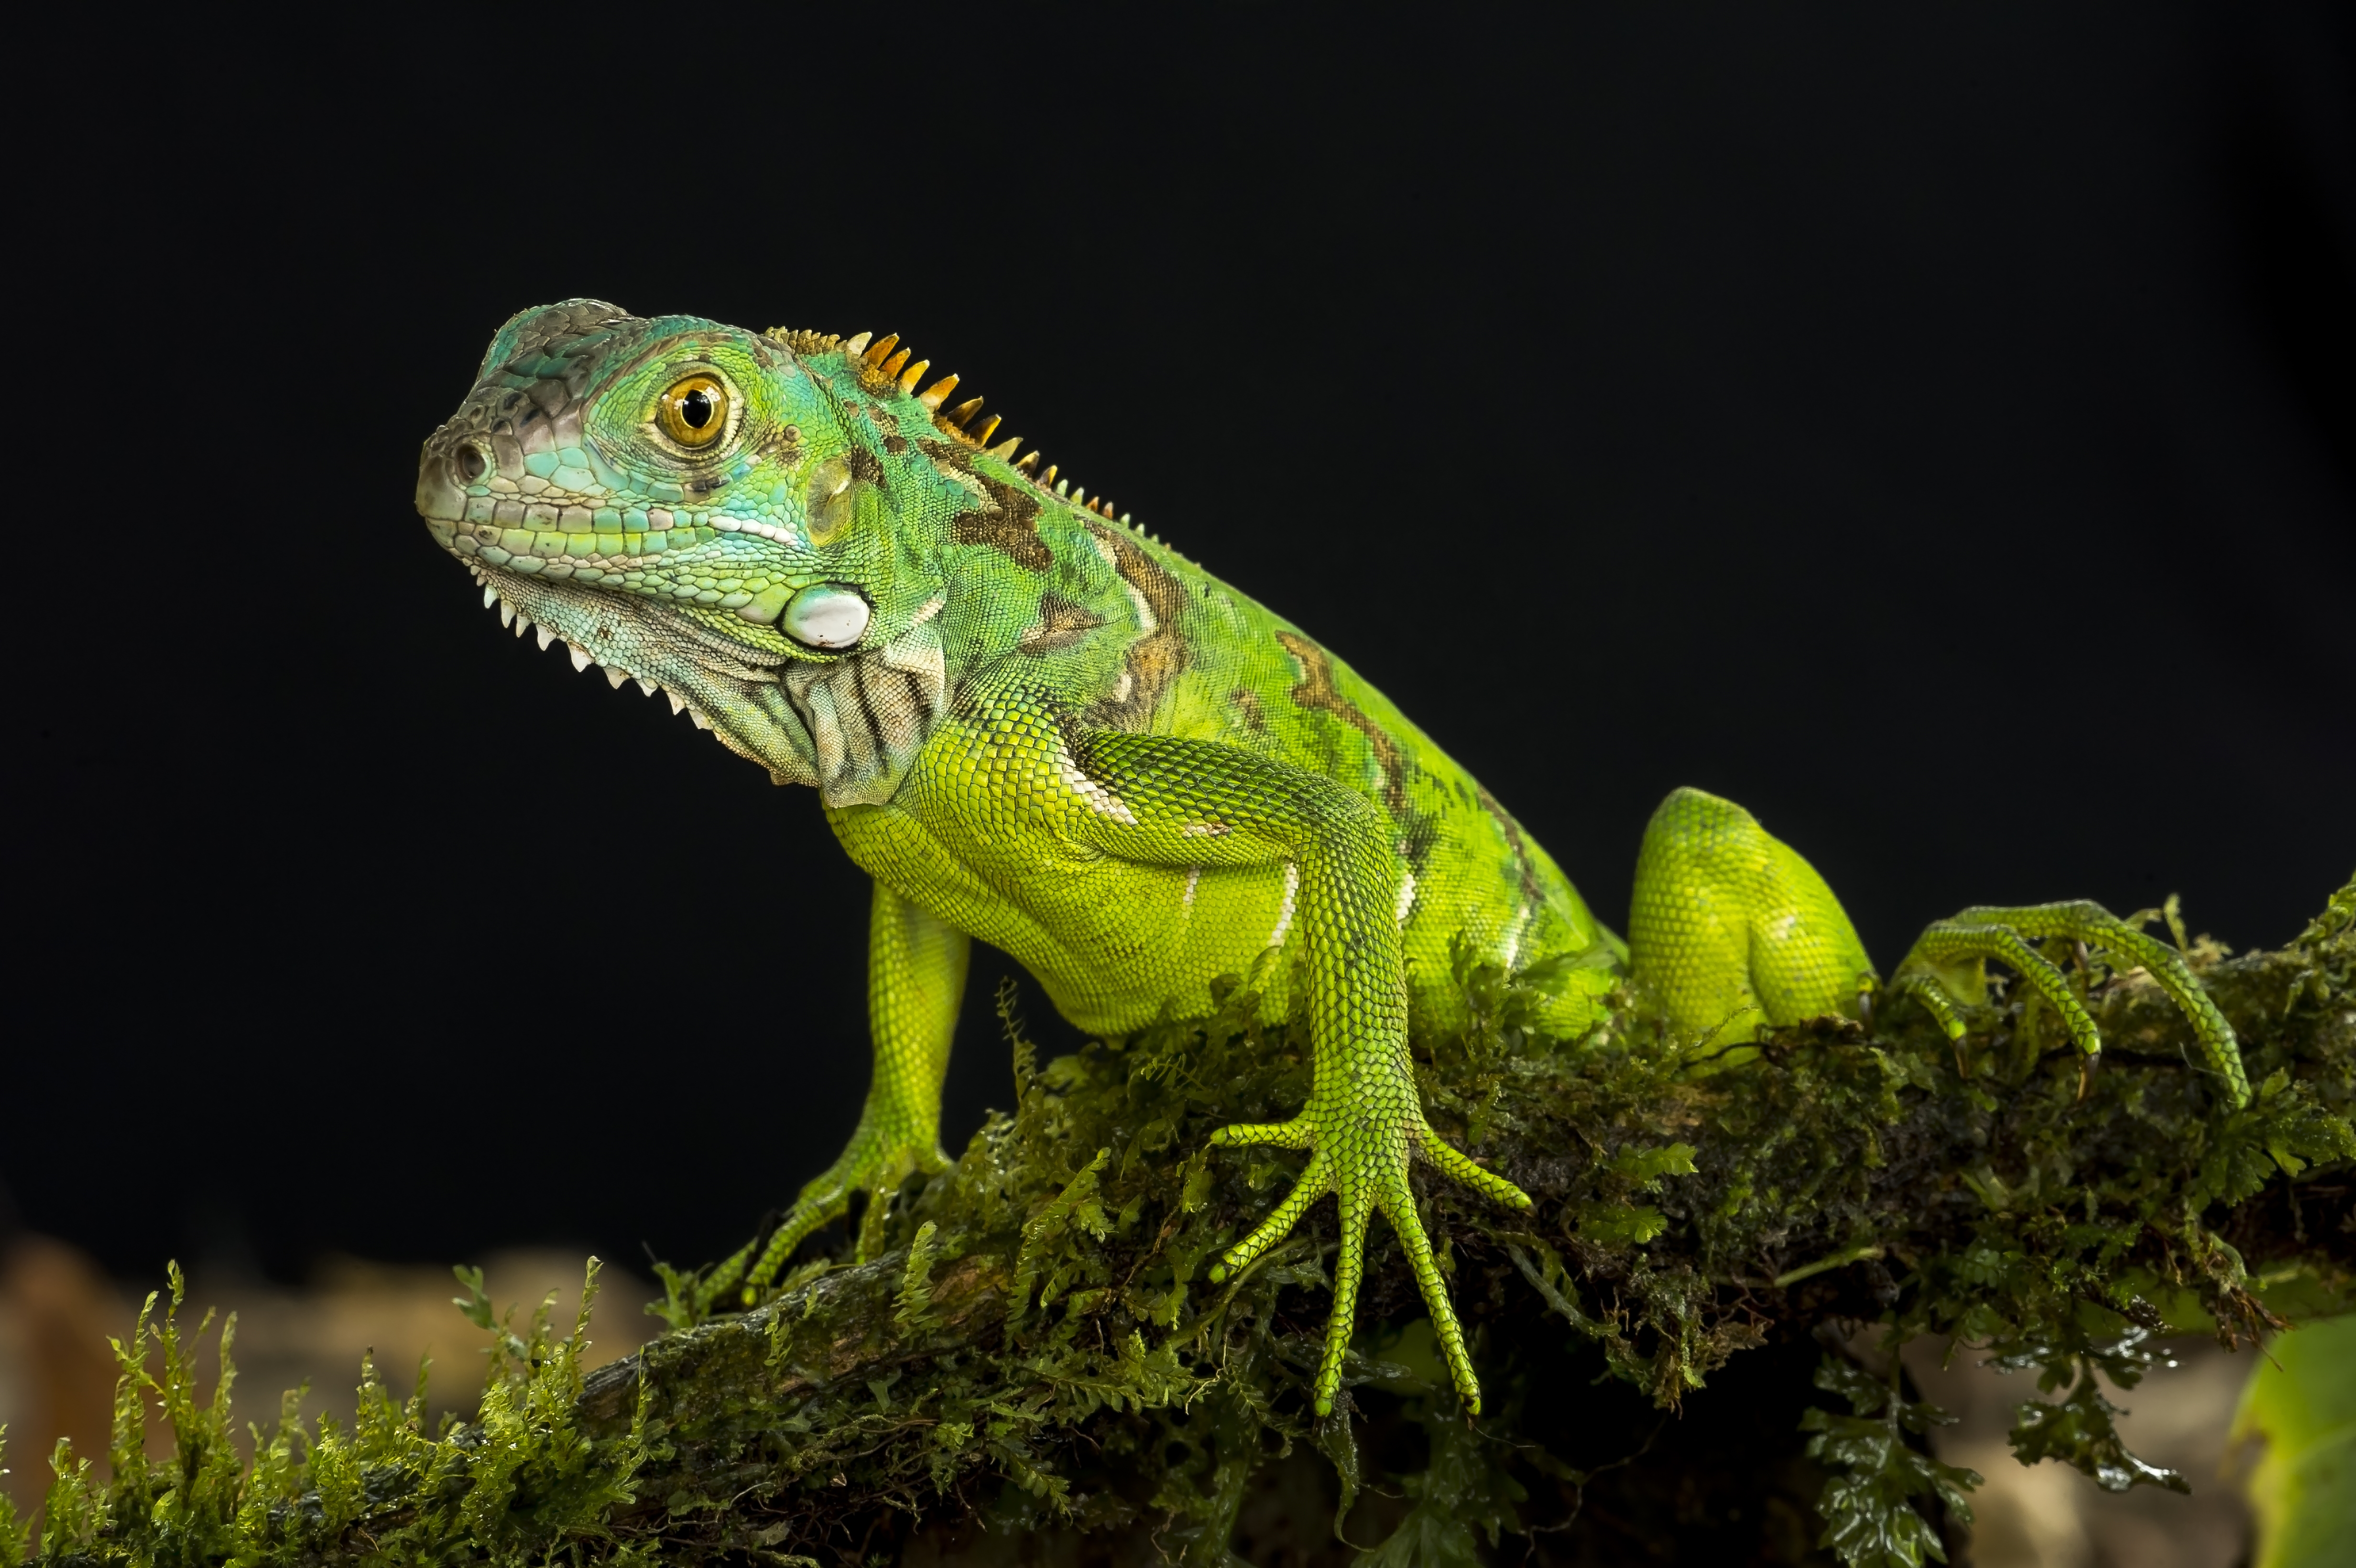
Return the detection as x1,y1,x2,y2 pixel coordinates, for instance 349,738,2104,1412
413,301,2250,1416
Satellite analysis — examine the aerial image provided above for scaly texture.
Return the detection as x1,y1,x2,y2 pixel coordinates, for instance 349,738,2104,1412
412,301,2250,1416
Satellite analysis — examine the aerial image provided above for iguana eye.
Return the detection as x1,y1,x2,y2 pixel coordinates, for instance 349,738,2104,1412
657,374,730,447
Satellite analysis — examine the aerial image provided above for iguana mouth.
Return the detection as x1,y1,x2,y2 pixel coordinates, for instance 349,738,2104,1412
461,560,782,709
461,560,948,806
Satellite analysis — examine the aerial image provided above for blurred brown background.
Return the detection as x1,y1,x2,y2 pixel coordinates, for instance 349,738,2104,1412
1899,1333,2259,1567
0,1237,657,1525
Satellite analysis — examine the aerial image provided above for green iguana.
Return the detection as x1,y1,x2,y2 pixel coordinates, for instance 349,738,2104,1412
413,300,2248,1416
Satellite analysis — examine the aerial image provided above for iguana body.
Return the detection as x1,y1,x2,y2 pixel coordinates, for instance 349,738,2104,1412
414,301,2248,1414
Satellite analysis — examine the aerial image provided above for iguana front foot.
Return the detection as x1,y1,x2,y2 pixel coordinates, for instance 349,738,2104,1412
1206,1107,1531,1416
751,1126,951,1287
1892,901,2248,1109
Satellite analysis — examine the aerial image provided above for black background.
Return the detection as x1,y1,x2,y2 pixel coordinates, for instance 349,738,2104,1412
9,6,2352,1286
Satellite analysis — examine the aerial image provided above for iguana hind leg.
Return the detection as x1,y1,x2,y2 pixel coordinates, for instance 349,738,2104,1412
1627,786,2249,1108
1628,787,1876,1052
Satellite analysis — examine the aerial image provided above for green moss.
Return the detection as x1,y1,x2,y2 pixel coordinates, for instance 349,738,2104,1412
24,879,2356,1566
0,1433,21,1568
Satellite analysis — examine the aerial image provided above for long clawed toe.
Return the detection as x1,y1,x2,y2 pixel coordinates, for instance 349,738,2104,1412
1896,900,2247,1109
1418,1132,1536,1212
1208,1119,1315,1151
1209,1153,1327,1283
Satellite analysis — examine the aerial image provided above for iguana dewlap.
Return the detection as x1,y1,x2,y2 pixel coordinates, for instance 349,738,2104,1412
414,302,2247,1415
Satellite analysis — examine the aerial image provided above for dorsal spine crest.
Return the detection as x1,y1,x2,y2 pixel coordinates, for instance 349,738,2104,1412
765,323,1140,531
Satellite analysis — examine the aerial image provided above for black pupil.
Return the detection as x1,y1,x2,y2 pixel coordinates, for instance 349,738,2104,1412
680,387,715,429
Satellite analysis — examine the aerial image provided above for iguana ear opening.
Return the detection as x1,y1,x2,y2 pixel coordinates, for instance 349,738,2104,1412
804,455,855,544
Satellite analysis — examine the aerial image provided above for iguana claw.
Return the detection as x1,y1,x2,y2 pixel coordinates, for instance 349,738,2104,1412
1892,901,2247,1109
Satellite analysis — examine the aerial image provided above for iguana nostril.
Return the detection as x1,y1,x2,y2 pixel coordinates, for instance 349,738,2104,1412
452,444,488,484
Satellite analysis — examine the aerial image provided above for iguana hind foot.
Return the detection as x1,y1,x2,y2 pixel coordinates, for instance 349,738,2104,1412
1893,901,2248,1108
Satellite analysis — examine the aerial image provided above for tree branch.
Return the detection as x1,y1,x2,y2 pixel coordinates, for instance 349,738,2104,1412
25,882,2354,1567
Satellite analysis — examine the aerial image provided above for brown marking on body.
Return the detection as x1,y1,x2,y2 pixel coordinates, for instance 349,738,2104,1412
847,447,888,491
884,434,908,455
1277,631,1410,817
923,437,1053,572
1019,594,1108,653
1084,521,1189,730
947,475,1051,570
1230,687,1266,733
1399,814,1440,872
1476,783,1547,914
916,436,974,482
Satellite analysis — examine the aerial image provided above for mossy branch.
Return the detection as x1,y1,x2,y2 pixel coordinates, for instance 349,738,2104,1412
25,881,2356,1567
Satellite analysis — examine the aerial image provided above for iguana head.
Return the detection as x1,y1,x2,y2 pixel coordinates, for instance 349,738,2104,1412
414,299,1072,802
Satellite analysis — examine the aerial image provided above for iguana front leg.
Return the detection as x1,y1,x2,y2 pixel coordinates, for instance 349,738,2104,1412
1628,787,2248,1107
1065,731,1531,1416
751,882,969,1285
